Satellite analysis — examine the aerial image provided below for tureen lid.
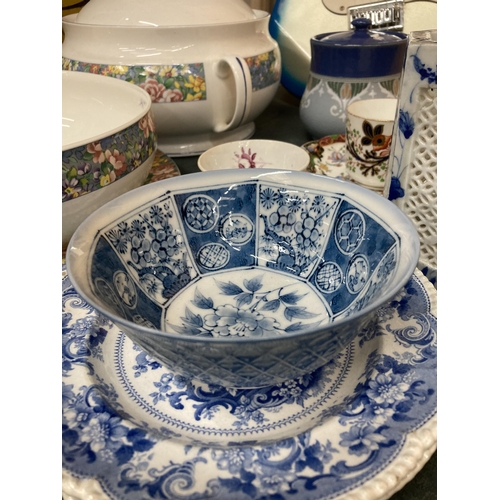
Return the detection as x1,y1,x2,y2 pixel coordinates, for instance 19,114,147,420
310,18,408,78
74,0,257,26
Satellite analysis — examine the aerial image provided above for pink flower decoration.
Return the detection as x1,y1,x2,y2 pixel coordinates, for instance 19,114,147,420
235,148,257,169
87,142,105,163
139,111,156,139
105,149,127,176
162,89,183,103
140,78,167,103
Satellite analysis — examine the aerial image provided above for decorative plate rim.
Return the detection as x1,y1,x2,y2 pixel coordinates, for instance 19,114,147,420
62,416,436,500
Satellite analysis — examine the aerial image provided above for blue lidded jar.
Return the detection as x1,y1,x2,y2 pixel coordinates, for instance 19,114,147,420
300,18,408,139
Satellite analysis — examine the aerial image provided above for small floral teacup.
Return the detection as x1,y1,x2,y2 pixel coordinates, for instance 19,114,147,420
345,98,398,196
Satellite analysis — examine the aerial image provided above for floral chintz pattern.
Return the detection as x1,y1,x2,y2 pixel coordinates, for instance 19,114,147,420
63,266,437,500
62,112,156,202
62,58,207,103
62,49,280,105
244,49,281,91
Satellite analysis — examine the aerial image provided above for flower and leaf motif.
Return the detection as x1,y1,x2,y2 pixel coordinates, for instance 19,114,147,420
235,147,259,169
305,77,399,101
124,351,434,499
63,274,157,469
145,366,328,430
62,58,207,103
63,268,436,500
168,274,323,339
62,112,156,202
345,118,392,181
63,381,157,468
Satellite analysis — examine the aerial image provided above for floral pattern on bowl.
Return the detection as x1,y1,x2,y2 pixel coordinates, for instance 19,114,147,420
198,139,310,171
94,179,398,328
62,265,437,500
62,111,157,202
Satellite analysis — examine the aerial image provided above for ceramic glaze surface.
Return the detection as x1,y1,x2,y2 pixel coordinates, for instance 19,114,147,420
62,10,281,156
198,139,310,171
75,0,256,26
62,265,437,500
67,170,420,388
388,30,437,270
62,70,152,150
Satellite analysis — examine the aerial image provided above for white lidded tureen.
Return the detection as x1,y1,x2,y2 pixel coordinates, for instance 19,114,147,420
62,0,281,156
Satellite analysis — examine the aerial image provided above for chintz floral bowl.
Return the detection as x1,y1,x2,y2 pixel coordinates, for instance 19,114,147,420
197,139,310,172
62,71,157,248
66,169,419,389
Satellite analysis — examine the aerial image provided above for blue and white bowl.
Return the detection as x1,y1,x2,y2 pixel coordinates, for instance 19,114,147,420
66,169,419,389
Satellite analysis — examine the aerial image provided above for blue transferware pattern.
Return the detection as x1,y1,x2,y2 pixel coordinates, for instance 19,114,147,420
62,266,436,500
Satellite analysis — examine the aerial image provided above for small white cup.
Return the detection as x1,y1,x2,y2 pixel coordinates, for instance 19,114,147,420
345,98,398,196
197,139,310,172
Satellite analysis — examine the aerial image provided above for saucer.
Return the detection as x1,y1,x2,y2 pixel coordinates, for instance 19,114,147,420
302,134,349,179
62,266,437,500
145,149,181,183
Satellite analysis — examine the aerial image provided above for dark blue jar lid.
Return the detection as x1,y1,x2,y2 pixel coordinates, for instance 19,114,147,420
310,17,408,79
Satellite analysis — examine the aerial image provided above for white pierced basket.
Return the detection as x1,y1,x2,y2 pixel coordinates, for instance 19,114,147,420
388,30,437,271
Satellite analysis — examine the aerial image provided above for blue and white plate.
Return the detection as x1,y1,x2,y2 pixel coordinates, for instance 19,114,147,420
62,266,437,500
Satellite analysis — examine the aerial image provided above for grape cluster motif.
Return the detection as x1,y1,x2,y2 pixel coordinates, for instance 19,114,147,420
259,187,334,275
106,200,192,301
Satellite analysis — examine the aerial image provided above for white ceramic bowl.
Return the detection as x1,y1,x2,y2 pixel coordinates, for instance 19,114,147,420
62,1,281,157
197,140,310,172
66,169,420,389
62,70,156,248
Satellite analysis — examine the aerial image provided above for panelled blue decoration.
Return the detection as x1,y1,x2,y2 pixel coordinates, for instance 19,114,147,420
90,179,398,338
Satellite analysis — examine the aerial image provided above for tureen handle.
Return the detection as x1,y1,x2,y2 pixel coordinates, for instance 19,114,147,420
213,56,252,133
